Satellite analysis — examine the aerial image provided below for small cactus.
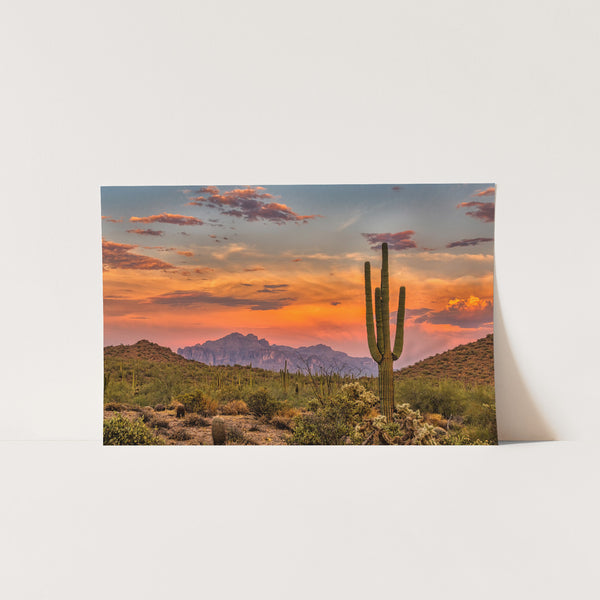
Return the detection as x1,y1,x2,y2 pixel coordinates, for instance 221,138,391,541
212,416,227,445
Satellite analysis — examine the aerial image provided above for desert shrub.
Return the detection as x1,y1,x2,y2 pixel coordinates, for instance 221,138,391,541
247,388,281,419
220,400,249,415
271,415,293,430
396,378,468,418
217,384,243,403
140,409,154,424
185,414,209,427
104,402,123,412
103,415,163,445
226,426,253,445
153,418,170,429
170,428,192,441
441,431,493,445
425,413,447,428
176,389,219,416
289,383,378,445
155,404,166,412
270,407,301,430
354,404,440,445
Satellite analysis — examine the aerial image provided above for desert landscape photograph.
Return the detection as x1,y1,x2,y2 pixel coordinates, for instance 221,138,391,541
102,184,496,445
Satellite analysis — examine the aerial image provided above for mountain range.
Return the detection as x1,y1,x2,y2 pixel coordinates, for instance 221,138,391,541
177,332,378,376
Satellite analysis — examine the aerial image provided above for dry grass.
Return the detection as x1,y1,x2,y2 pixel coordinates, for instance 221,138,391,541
219,400,250,415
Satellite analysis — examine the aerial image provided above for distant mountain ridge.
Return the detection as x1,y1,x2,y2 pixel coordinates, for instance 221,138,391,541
177,332,378,376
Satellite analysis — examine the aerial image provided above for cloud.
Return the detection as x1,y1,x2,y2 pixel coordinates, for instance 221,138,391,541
188,186,321,224
331,301,341,306
244,266,265,272
362,231,417,251
195,267,214,274
257,284,289,294
405,307,432,317
446,237,493,248
415,296,493,328
102,216,123,223
130,213,204,226
141,246,176,252
102,239,175,271
148,289,296,311
457,201,495,222
126,228,164,236
472,187,496,197
292,258,303,262
177,250,194,257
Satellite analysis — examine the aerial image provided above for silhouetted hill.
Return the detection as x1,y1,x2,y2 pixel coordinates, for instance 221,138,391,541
395,334,494,385
104,339,193,364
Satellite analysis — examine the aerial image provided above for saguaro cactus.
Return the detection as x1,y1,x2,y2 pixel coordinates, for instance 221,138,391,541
364,242,406,420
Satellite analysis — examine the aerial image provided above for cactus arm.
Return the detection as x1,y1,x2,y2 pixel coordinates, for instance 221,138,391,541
364,262,382,363
392,286,406,360
375,287,384,356
380,243,391,354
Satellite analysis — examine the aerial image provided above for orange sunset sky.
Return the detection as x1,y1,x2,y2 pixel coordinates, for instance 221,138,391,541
102,184,495,368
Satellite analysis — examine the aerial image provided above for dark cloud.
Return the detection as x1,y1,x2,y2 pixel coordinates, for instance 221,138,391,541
148,289,296,311
188,186,322,224
130,213,204,226
472,187,496,197
415,297,493,328
457,201,495,222
102,240,175,271
244,266,265,272
362,231,417,251
141,246,176,252
446,237,493,248
391,186,404,191
331,301,341,306
126,228,164,236
257,284,289,294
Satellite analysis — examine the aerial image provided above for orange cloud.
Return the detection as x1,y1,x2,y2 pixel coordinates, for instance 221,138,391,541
130,213,204,226
102,216,122,223
177,250,194,257
127,228,164,236
415,295,493,328
102,239,175,271
472,187,496,197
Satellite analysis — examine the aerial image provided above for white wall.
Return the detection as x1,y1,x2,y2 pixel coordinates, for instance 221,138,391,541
2,3,600,599
2,1,598,443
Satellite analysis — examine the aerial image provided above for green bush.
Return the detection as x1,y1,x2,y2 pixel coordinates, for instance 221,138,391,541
247,388,281,419
176,389,218,416
103,415,163,445
289,383,378,445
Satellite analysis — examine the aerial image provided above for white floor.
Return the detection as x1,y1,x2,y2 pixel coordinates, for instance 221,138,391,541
1,441,598,599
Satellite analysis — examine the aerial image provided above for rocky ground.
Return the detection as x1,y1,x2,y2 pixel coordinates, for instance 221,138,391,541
104,405,292,445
